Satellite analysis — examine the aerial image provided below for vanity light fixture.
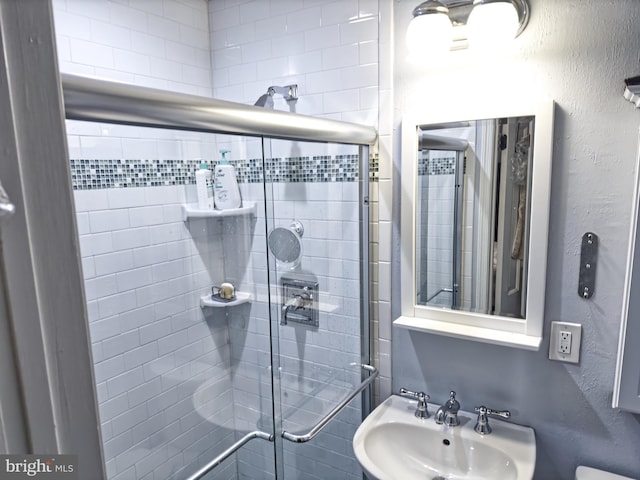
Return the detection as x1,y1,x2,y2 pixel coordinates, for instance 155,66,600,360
406,1,453,58
406,0,530,56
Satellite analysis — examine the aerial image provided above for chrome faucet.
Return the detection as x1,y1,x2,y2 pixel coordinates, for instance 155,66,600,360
473,405,511,435
399,388,430,419
281,287,312,324
282,295,304,314
435,391,461,426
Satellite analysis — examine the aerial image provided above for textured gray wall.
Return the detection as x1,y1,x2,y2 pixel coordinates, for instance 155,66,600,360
390,1,640,479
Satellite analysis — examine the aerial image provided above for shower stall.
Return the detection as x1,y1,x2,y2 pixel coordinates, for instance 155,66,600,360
62,75,377,479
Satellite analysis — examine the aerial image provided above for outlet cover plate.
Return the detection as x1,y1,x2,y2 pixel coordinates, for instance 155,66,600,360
549,321,582,363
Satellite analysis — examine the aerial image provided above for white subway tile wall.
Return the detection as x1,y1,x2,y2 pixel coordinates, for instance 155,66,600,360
209,0,379,124
79,180,241,479
418,172,456,307
372,0,392,404
54,0,213,96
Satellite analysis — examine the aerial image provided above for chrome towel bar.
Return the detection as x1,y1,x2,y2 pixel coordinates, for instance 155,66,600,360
282,364,378,443
185,430,273,480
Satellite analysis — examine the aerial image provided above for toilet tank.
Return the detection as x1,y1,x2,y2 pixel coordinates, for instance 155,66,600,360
575,466,636,480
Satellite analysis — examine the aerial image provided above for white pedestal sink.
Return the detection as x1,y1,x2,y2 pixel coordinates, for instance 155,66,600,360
353,395,536,480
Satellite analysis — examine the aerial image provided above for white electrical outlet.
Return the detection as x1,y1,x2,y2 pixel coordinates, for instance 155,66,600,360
549,321,582,363
559,331,572,354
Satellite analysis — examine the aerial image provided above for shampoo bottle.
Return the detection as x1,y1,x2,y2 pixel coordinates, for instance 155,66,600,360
214,149,242,210
195,162,214,209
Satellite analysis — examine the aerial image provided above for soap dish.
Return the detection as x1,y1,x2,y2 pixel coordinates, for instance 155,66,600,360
200,291,252,309
208,293,236,303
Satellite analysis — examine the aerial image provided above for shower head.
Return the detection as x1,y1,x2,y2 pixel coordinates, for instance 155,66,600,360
268,221,304,269
254,85,298,109
254,91,275,109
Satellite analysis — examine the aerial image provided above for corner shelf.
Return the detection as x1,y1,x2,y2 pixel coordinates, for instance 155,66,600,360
200,291,252,308
182,202,257,221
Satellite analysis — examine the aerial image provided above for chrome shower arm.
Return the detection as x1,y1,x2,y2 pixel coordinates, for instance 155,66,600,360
269,84,298,102
254,85,298,108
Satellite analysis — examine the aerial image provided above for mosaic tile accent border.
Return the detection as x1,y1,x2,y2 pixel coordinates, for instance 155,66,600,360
417,154,456,176
369,152,380,180
70,154,378,190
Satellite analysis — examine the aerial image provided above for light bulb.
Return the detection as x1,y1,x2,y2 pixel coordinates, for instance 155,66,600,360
406,13,453,60
467,1,520,50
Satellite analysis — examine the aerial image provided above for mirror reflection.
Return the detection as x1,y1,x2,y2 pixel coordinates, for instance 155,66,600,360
415,116,535,319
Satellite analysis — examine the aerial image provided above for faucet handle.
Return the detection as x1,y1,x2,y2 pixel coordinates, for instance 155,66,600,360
446,391,460,412
399,388,430,419
473,405,511,435
435,391,461,426
399,388,429,401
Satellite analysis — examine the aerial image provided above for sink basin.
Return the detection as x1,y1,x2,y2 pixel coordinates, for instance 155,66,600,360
353,395,536,480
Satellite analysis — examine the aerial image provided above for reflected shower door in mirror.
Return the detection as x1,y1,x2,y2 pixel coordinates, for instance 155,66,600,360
416,117,534,319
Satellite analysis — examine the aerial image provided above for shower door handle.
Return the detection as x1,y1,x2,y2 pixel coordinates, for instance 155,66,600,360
281,364,378,443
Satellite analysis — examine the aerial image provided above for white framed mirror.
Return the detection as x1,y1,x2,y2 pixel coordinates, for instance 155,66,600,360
395,100,555,350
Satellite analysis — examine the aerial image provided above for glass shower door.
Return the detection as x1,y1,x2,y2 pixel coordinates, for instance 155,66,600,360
262,138,369,480
66,121,278,480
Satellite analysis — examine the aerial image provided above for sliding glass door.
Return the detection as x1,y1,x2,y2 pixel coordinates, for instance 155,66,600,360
263,139,367,480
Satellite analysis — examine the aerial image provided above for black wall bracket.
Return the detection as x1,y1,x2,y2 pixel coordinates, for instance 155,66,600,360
578,232,598,299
